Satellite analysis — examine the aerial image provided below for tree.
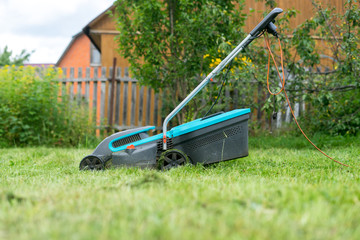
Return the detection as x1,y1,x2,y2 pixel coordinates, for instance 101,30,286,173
0,46,32,67
284,0,360,135
113,0,247,124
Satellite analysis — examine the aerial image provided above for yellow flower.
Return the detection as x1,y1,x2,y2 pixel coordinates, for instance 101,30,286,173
203,54,210,59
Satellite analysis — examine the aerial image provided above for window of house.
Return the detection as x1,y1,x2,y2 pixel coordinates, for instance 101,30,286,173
90,43,101,66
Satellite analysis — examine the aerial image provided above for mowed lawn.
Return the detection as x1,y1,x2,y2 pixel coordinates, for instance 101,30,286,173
1,135,360,240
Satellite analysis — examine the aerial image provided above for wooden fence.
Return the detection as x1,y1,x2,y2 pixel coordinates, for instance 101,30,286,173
59,66,162,136
59,66,308,136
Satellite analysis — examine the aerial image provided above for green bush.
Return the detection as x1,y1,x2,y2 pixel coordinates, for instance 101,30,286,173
0,66,96,147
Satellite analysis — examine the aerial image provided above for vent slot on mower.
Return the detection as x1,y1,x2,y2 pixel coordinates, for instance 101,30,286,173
185,125,243,151
112,134,141,148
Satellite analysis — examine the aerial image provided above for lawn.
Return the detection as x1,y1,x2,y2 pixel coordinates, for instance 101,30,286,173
1,135,360,240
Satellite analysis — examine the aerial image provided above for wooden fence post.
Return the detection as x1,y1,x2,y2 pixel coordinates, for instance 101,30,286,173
96,67,102,137
89,68,94,123
109,58,117,132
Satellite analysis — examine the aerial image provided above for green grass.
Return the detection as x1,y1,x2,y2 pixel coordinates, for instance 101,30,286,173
1,135,360,240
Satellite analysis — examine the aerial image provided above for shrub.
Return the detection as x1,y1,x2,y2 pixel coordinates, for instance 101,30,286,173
0,66,96,147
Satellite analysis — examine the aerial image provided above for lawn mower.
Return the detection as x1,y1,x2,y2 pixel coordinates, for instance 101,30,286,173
79,8,284,170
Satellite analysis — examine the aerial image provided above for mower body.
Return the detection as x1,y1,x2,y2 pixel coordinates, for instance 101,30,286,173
80,108,250,169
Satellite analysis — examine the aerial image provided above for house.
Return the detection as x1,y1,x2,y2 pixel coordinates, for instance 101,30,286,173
56,32,101,78
83,5,130,75
57,0,345,76
56,5,129,78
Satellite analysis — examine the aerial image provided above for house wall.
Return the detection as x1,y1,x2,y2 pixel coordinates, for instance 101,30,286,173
100,34,130,76
243,0,346,32
57,34,91,78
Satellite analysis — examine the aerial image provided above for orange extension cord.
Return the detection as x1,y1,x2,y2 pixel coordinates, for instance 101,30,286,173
263,33,350,167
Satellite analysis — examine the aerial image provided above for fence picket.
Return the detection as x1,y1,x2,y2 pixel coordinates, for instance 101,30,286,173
96,74,102,136
89,77,94,123
135,84,140,126
156,90,163,134
149,89,155,126
126,81,133,126
104,68,109,127
142,86,148,126
119,81,124,127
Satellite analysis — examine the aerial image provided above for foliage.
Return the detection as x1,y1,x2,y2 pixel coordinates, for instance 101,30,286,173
113,0,359,135
284,0,360,135
0,136,359,239
113,0,247,124
0,46,32,67
213,0,360,136
0,66,95,147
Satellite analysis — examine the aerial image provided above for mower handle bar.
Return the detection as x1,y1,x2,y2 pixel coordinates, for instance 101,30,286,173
249,8,283,37
162,8,283,150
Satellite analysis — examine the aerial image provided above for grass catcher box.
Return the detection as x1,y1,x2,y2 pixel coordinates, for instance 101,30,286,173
165,108,250,165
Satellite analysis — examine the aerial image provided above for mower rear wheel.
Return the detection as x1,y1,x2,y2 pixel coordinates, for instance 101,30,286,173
79,155,104,171
158,149,190,170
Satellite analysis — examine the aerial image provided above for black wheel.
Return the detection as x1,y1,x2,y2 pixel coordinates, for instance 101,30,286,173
158,149,190,170
79,155,104,171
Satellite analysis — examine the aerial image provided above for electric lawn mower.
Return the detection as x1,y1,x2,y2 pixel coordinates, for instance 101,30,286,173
79,8,284,171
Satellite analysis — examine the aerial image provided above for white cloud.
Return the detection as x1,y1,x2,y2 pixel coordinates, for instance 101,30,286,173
1,0,112,28
0,33,70,63
0,0,114,63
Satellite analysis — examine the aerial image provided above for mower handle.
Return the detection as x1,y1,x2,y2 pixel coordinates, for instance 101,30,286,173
250,8,283,37
162,8,283,150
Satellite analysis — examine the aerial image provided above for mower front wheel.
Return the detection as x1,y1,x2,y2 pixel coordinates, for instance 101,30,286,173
158,149,190,170
79,155,104,171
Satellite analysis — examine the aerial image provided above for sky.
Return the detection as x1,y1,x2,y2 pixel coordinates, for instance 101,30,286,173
0,0,115,64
